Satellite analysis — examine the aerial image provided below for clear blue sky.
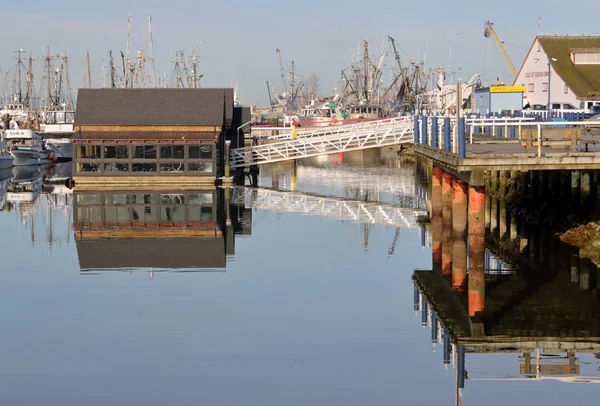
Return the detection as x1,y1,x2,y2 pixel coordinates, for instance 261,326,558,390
2,0,598,105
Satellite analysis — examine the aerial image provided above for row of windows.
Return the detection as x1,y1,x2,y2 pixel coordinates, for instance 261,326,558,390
77,162,213,174
77,206,215,224
77,144,213,160
525,83,569,94
76,193,214,205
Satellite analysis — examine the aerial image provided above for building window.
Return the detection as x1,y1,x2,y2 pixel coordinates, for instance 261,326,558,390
542,82,548,92
104,145,129,159
103,163,129,173
77,145,102,159
537,42,541,52
189,144,213,159
480,95,484,107
133,145,157,159
132,163,157,172
160,145,185,159
188,163,213,173
529,83,534,92
159,162,185,172
77,162,101,172
564,84,569,94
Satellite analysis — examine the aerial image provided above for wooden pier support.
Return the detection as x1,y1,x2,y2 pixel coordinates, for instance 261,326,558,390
468,185,486,330
499,171,507,239
442,171,454,276
452,179,468,292
432,167,443,274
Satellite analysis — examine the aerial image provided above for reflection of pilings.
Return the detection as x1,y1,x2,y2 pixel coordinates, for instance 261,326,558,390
442,172,454,276
421,295,429,327
432,167,443,273
452,178,468,292
468,185,485,329
571,170,580,213
431,314,439,347
443,329,452,368
414,285,420,312
457,345,465,390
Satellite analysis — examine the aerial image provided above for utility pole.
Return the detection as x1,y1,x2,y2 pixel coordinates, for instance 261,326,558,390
148,15,155,88
86,51,92,88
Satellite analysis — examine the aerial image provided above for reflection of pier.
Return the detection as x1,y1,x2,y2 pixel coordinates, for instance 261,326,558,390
231,187,427,228
413,165,600,404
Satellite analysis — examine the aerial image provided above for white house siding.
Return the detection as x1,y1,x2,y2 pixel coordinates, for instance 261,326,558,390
514,38,580,108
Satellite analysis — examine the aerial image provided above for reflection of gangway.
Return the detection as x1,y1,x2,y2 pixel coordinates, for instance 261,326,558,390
231,117,414,168
231,187,427,228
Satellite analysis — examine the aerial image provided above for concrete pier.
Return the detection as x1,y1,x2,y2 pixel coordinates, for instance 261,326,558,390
442,172,454,276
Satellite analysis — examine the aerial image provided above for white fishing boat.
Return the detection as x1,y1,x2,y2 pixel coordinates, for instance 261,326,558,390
4,129,55,166
0,140,13,169
40,108,75,160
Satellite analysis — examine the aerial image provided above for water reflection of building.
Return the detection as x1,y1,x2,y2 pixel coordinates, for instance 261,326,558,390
73,189,251,275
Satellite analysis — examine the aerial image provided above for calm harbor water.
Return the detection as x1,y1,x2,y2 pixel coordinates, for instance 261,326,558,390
0,152,599,405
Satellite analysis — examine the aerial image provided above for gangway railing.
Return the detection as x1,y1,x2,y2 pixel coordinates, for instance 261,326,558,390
230,117,413,168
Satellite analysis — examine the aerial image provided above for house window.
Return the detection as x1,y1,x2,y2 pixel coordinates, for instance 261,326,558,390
132,163,157,172
189,144,213,159
160,145,185,159
480,95,484,107
77,145,102,159
133,145,157,159
159,162,185,172
564,84,569,94
103,163,129,173
104,145,129,159
537,42,541,52
77,162,101,172
188,163,213,173
529,83,535,92
542,82,548,92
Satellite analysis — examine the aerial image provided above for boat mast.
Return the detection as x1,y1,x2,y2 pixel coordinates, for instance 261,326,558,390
86,51,92,88
126,15,132,87
14,49,24,103
148,15,155,88
109,50,116,88
63,53,73,110
45,47,52,106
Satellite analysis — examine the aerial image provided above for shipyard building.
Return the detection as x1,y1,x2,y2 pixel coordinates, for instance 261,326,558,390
514,36,600,110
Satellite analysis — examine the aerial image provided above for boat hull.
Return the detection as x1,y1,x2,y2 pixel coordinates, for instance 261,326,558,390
10,149,51,166
44,139,73,160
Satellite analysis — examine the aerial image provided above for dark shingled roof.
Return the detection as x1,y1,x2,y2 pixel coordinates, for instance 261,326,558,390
76,238,226,270
74,88,234,127
539,36,600,99
72,131,218,141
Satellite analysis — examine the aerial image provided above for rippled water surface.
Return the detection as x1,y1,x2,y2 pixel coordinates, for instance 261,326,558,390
0,153,599,405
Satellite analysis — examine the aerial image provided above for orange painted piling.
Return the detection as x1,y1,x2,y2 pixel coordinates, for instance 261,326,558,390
468,185,486,318
431,167,443,273
441,172,454,276
452,179,468,292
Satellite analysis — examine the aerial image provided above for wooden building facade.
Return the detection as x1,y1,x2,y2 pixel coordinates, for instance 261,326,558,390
72,88,234,188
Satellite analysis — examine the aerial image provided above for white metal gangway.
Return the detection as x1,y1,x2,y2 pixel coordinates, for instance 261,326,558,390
231,187,427,228
231,117,414,168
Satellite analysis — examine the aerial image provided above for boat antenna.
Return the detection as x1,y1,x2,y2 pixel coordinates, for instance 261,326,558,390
148,15,156,88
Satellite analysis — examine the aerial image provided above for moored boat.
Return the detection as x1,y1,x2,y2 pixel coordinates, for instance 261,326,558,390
0,140,13,169
4,129,55,166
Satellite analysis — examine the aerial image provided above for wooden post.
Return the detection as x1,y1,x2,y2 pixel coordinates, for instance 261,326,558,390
442,171,454,276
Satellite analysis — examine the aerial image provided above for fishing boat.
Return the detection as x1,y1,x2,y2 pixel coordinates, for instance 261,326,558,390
4,129,55,166
39,107,75,160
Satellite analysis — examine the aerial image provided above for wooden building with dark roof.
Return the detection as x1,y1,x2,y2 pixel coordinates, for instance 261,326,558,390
72,88,234,188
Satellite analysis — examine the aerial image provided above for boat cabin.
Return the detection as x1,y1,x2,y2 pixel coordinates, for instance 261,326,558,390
4,129,45,148
347,105,383,119
72,88,234,188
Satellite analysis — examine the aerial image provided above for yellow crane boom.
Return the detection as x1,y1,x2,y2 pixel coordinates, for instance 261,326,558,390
484,20,517,77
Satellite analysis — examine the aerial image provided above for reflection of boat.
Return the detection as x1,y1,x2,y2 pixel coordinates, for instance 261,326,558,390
5,129,54,166
0,140,13,169
6,165,48,203
0,168,13,209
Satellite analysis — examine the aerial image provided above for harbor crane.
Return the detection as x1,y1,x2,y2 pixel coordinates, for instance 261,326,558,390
484,20,517,77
